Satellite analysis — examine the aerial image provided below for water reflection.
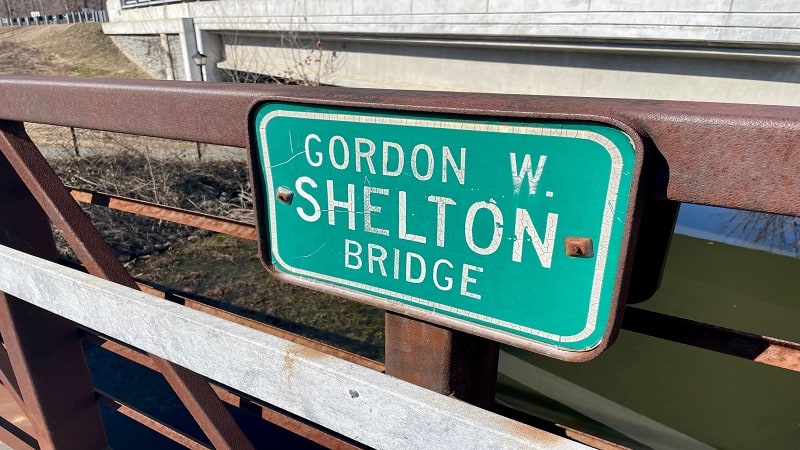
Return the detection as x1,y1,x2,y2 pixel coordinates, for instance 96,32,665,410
675,203,800,257
499,212,800,449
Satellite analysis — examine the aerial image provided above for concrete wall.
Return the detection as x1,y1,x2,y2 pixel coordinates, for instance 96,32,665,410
104,0,800,105
217,35,800,104
110,34,185,80
106,0,800,45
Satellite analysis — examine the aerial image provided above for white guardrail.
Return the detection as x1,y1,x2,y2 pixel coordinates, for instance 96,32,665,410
0,244,586,450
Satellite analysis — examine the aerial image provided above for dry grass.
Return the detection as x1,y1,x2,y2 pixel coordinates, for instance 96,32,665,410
0,23,171,154
0,23,148,78
52,151,385,358
52,149,254,262
2,22,386,359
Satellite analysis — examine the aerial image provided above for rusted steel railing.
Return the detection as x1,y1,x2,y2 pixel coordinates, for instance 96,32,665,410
0,76,797,449
1,76,798,215
66,186,800,374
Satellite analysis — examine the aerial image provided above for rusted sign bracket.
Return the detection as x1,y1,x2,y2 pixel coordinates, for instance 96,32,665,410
384,313,499,409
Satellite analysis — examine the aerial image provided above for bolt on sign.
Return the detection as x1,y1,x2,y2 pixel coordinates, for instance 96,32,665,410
249,102,642,360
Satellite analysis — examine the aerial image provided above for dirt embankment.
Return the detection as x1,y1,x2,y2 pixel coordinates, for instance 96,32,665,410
0,23,147,77
0,23,243,159
0,23,176,154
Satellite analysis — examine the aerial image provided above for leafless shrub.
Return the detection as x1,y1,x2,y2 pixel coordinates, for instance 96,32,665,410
716,210,800,256
217,9,342,86
50,149,253,262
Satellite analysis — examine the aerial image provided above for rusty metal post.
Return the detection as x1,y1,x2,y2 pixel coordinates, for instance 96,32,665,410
384,312,499,410
0,125,108,450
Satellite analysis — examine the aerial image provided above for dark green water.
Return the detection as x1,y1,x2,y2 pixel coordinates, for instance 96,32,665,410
497,233,800,449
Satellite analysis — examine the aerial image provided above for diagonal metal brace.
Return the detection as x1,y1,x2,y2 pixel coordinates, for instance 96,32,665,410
0,121,254,450
0,122,108,450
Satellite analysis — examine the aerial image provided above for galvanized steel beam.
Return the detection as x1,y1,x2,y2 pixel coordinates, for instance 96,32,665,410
0,243,587,450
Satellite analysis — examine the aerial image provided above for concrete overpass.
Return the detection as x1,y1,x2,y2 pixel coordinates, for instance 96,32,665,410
102,0,800,104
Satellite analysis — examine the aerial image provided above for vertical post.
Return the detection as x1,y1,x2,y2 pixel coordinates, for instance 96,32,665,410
384,312,499,410
0,122,108,450
196,29,224,82
180,18,200,82
69,126,79,157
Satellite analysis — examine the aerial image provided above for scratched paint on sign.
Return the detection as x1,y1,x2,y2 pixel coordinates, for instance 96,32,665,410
251,103,638,354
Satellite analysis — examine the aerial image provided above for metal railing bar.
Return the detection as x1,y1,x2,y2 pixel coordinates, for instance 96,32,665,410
0,412,37,450
84,324,625,450
63,186,800,372
69,188,257,241
170,292,385,371
86,329,598,450
61,254,384,372
1,76,799,215
95,389,211,450
210,385,366,450
493,402,628,450
561,428,629,450
622,307,800,372
82,334,157,371
67,264,384,372
0,244,587,449
138,265,800,375
85,333,368,449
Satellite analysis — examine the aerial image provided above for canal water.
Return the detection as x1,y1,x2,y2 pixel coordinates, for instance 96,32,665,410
497,204,800,449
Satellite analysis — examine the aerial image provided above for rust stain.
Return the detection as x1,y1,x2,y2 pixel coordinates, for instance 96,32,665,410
755,344,800,372
283,343,330,387
69,187,258,241
565,237,594,258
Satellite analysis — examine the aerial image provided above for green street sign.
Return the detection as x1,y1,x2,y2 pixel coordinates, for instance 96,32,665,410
250,102,641,359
